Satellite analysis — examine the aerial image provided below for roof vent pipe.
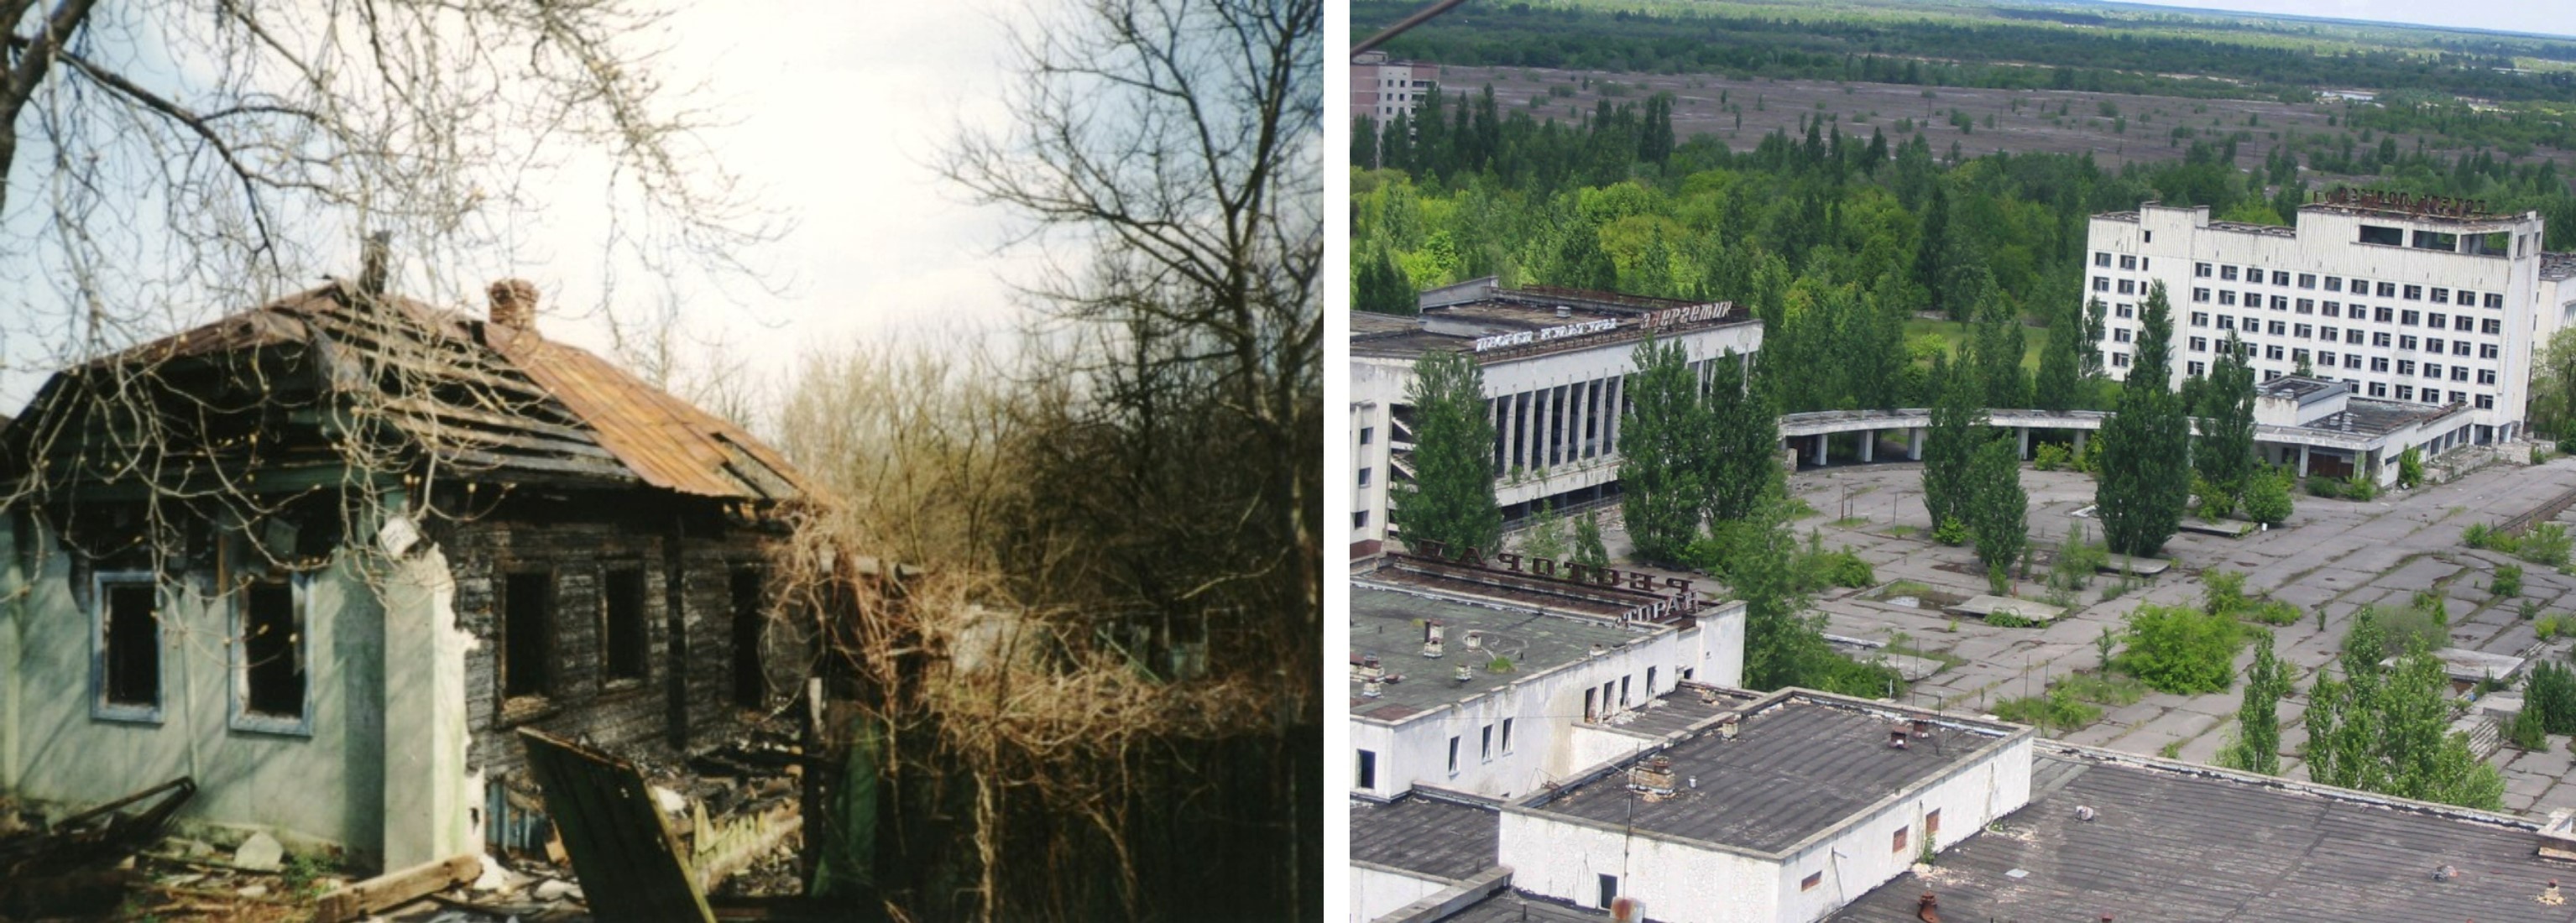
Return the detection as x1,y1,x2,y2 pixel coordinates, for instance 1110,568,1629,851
489,278,540,333
358,231,392,296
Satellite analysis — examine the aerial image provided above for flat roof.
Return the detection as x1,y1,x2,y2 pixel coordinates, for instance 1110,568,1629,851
1830,749,2576,923
1439,891,1612,922
1523,695,2017,854
1349,284,1751,363
1350,581,1660,722
2302,396,2468,438
2544,252,2576,282
1351,790,1500,882
2256,375,2346,404
1596,682,1758,740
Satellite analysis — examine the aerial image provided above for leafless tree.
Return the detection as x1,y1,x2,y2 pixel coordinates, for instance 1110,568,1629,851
944,0,1322,706
3,0,775,368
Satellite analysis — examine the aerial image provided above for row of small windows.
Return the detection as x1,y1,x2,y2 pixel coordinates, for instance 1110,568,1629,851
1443,717,1520,776
2182,299,2505,334
2184,262,2504,307
2093,253,2149,271
2187,338,2500,379
2178,363,2498,409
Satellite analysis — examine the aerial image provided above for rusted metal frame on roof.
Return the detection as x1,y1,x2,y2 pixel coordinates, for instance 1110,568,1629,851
300,312,558,403
433,446,638,482
368,394,604,446
515,728,718,923
376,414,623,463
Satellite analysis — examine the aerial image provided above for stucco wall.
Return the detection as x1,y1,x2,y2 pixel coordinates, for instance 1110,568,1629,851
0,515,388,855
1351,863,1453,922
1351,625,1689,799
1498,725,2034,923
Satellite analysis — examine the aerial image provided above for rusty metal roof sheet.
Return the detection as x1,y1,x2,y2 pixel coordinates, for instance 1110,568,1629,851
483,325,809,502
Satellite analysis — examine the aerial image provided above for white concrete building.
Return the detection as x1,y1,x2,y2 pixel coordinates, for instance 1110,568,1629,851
2087,194,2550,444
1348,558,1745,803
1351,50,1438,125
1350,279,1764,555
1494,693,2032,923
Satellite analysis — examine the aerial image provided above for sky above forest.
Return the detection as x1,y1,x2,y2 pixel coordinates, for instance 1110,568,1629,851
0,1,1043,415
2116,1,2576,39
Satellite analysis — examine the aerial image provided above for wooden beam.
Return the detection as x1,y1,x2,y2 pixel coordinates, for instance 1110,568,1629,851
306,853,479,923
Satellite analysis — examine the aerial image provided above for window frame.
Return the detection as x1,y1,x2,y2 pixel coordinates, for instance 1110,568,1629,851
91,571,165,725
229,572,314,737
601,566,651,687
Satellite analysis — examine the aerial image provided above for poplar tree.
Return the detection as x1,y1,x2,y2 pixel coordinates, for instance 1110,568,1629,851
2098,282,2191,557
1700,350,1780,525
1971,295,2028,409
2304,610,2505,810
1922,352,1983,534
2034,298,2084,412
1353,114,1380,169
1355,247,1418,316
1966,436,2028,576
2218,632,2291,775
2197,332,2258,513
1391,349,1502,555
1621,336,1707,564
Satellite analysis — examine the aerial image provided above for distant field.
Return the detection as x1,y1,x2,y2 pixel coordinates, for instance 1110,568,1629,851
1445,65,2576,175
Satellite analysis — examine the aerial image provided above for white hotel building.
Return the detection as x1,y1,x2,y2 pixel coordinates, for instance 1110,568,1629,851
2088,196,2576,446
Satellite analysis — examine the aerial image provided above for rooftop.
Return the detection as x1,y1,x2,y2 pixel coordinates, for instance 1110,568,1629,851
2544,251,2576,282
1439,891,1612,922
1349,581,1662,723
1351,790,1500,882
2296,396,2470,438
0,283,809,503
1831,748,2576,923
1596,682,1761,740
1523,694,2020,854
1350,281,1749,363
2255,375,2347,404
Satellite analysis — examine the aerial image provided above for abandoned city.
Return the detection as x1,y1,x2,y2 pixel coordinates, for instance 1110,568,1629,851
1345,0,2576,920
0,0,1319,920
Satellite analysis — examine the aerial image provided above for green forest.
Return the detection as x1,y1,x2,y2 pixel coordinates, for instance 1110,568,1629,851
1354,79,2576,412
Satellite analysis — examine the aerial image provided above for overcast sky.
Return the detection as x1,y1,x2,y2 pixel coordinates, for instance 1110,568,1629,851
2113,0,2576,40
0,2,1042,412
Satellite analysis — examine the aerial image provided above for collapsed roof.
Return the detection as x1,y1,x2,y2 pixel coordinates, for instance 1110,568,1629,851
0,279,809,508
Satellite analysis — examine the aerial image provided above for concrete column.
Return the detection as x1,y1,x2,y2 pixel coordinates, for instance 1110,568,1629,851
1502,392,1522,472
2298,444,2312,477
1606,376,1622,456
1909,427,1925,462
1570,379,1591,461
2018,426,2031,461
381,503,476,868
1488,396,1503,472
1534,385,1554,469
1860,430,1876,463
1812,433,1831,467
2073,430,2087,458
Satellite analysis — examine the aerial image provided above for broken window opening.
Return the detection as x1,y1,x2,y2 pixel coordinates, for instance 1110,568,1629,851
97,574,160,720
731,567,765,708
238,577,307,727
503,571,555,701
603,568,648,683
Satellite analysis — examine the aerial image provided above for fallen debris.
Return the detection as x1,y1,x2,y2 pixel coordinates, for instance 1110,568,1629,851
310,853,479,923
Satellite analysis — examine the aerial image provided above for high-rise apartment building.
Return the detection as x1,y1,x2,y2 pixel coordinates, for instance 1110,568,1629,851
2087,193,2563,445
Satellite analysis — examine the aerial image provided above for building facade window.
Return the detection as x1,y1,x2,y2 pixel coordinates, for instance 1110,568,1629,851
604,568,648,683
2192,288,2211,303
502,570,555,704
2191,311,2210,327
233,576,310,734
1502,717,1515,753
94,572,162,723
1447,736,1460,775
2119,254,2137,270
2298,274,2317,289
2221,266,2239,281
2196,262,2213,278
1356,749,1377,789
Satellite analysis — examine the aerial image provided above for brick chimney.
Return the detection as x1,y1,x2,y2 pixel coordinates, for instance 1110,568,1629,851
488,279,539,333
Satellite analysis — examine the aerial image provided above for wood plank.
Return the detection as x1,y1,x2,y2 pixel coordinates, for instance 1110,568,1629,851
517,728,715,923
307,853,479,923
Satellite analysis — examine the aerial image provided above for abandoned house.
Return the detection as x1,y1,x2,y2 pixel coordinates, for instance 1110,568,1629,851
0,269,813,873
